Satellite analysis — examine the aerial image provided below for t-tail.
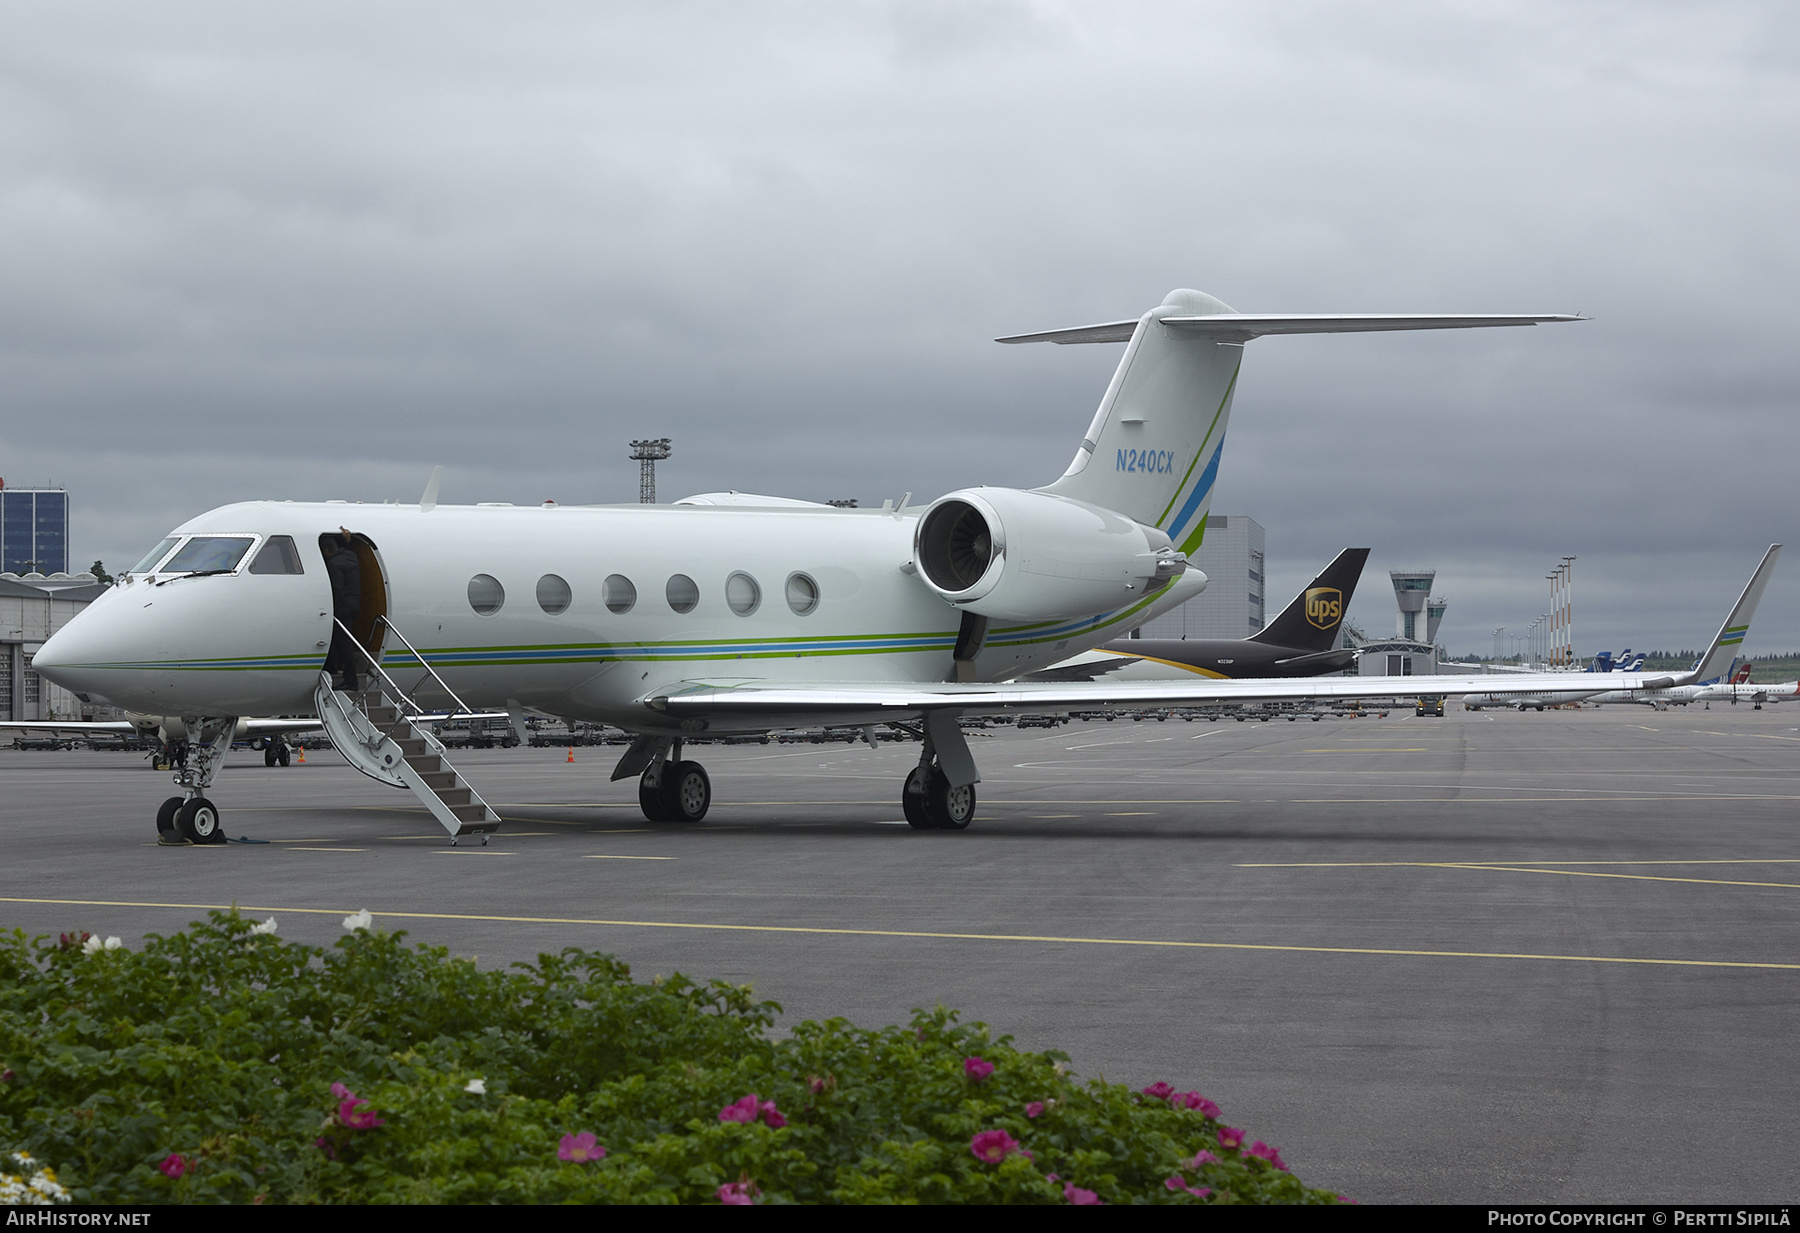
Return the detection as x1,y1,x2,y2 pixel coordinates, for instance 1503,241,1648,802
1249,547,1371,653
1004,291,1581,554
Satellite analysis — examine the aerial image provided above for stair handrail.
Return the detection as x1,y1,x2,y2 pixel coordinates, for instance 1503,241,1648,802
331,618,439,718
371,615,478,717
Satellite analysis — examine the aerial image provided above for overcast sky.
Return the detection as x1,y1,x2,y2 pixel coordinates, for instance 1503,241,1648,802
3,2,1796,657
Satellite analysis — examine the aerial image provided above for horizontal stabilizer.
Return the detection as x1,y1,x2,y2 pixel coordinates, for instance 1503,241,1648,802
998,314,1582,345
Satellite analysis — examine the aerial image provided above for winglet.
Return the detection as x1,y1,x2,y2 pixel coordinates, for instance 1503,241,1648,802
420,466,443,513
1684,545,1782,685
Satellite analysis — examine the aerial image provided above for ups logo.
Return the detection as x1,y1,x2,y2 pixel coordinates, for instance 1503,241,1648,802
1305,587,1343,630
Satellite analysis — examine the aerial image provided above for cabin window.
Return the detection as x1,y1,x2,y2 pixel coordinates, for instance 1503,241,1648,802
603,574,636,614
536,574,572,615
248,535,304,575
132,537,178,573
666,574,699,614
725,572,761,616
162,536,255,574
468,574,505,615
785,572,819,615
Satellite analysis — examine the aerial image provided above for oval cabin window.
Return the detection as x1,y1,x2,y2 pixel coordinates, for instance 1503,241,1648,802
536,574,572,615
666,574,699,614
468,574,505,615
603,574,636,614
785,572,819,615
726,572,761,616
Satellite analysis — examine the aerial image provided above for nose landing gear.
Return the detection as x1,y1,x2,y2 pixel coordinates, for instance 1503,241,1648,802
154,716,236,846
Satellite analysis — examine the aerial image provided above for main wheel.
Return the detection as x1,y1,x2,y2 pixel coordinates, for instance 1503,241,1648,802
902,765,933,829
638,768,669,821
177,797,225,845
156,796,184,842
277,743,291,766
926,770,976,831
658,760,711,822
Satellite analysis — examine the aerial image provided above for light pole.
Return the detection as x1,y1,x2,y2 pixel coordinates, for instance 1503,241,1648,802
628,438,672,504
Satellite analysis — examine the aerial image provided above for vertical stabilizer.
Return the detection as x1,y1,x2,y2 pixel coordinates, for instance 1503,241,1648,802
1036,289,1244,551
1688,545,1781,684
1249,548,1371,652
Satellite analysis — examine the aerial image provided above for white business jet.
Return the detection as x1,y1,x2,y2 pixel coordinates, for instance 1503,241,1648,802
40,288,1738,843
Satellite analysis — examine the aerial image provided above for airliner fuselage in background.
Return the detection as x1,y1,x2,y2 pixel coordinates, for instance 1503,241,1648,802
45,287,1748,842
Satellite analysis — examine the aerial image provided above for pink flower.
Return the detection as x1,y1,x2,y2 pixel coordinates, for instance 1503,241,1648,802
1045,1173,1060,1183
158,1153,188,1179
1164,1176,1211,1199
330,1081,355,1101
970,1129,1022,1164
719,1093,761,1123
338,1097,385,1131
717,1177,759,1205
1025,1101,1045,1119
759,1100,787,1129
1216,1126,1245,1151
558,1132,604,1163
1189,1149,1221,1167
1177,1092,1221,1118
1246,1141,1289,1171
964,1057,995,1082
315,1136,336,1161
1142,1081,1175,1101
1064,1183,1103,1205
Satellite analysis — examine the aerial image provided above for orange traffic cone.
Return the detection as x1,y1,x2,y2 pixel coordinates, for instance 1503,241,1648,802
297,746,306,764
566,747,575,763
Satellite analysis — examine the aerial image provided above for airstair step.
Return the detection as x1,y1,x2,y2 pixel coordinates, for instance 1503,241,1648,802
448,803,490,822
435,787,472,808
417,770,456,790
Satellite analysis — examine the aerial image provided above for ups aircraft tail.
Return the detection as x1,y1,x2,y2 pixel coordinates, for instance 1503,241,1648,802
1250,547,1370,653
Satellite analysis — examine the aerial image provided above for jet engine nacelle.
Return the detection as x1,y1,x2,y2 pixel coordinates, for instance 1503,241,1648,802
912,487,1190,623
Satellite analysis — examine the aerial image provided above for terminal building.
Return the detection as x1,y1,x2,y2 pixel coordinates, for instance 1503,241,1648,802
1,571,109,722
1132,515,1266,640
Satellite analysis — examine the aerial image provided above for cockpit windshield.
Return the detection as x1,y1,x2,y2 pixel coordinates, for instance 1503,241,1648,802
160,536,256,575
132,538,179,573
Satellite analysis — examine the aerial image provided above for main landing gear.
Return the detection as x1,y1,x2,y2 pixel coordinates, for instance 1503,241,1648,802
262,735,291,767
902,764,976,830
636,741,712,823
900,711,981,832
154,716,237,846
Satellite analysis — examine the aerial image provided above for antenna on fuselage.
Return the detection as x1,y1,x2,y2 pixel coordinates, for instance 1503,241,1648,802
420,465,443,513
629,438,672,504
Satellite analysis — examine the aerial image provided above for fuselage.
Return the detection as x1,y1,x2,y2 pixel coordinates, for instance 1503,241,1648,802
35,499,1203,731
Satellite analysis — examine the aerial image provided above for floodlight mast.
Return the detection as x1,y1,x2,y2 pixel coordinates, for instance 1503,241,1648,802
629,438,672,504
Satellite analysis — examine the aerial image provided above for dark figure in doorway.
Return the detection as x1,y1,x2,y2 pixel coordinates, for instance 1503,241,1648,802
324,530,362,691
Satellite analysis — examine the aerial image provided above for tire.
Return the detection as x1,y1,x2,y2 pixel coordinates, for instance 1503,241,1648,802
178,797,225,845
638,769,669,822
658,760,711,822
902,765,933,829
156,796,185,842
926,770,976,831
277,745,291,767
264,747,279,767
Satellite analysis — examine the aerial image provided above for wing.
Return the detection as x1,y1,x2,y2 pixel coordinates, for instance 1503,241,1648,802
644,669,1690,728
0,720,139,735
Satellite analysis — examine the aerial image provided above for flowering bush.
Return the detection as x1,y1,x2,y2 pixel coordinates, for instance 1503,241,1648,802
0,912,1344,1205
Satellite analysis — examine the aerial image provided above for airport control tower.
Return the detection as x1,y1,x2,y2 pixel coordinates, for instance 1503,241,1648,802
1391,570,1434,641
1355,569,1445,678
